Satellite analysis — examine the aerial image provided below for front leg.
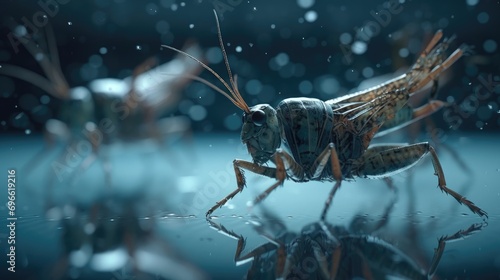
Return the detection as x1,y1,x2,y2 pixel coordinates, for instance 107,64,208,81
208,219,287,278
206,157,278,218
206,149,303,218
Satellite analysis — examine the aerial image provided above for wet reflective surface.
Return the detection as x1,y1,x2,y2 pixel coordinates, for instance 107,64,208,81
1,133,499,279
1,1,500,279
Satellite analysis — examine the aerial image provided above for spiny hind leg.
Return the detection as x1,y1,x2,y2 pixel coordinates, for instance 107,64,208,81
427,222,485,279
353,143,487,218
411,47,463,92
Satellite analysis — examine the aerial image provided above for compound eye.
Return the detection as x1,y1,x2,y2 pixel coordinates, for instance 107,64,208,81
251,110,266,126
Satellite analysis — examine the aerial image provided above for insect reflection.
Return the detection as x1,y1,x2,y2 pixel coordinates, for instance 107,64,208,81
209,205,484,280
0,21,203,187
51,195,207,280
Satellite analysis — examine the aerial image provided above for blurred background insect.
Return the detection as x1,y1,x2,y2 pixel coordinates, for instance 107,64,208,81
0,21,203,192
209,204,484,280
165,12,487,220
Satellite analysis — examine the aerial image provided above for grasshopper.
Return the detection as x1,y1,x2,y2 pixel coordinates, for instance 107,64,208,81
165,11,487,220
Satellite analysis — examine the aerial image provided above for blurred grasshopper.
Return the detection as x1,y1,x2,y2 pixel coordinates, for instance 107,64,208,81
165,11,487,220
209,208,484,280
0,22,203,185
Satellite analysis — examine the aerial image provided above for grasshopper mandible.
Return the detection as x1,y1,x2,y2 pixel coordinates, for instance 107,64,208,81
165,11,488,220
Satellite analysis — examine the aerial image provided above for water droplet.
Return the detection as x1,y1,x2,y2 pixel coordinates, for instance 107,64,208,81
477,12,489,24
399,48,409,58
67,21,72,25
297,0,315,9
136,45,142,51
189,24,194,29
483,39,497,53
188,105,207,121
235,46,242,52
304,10,318,23
339,32,352,45
351,41,367,55
271,24,276,29
287,215,293,219
25,129,31,135
253,7,257,11
466,0,479,6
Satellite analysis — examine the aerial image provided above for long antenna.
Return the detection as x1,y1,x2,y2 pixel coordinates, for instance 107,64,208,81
161,10,250,113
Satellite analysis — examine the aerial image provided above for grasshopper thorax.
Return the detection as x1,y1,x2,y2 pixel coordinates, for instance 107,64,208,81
241,104,281,164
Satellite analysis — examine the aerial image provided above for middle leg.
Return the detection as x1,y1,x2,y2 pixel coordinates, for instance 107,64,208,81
309,143,344,221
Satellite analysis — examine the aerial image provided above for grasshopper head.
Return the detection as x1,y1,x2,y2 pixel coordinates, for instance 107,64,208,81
241,104,281,164
164,11,281,164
